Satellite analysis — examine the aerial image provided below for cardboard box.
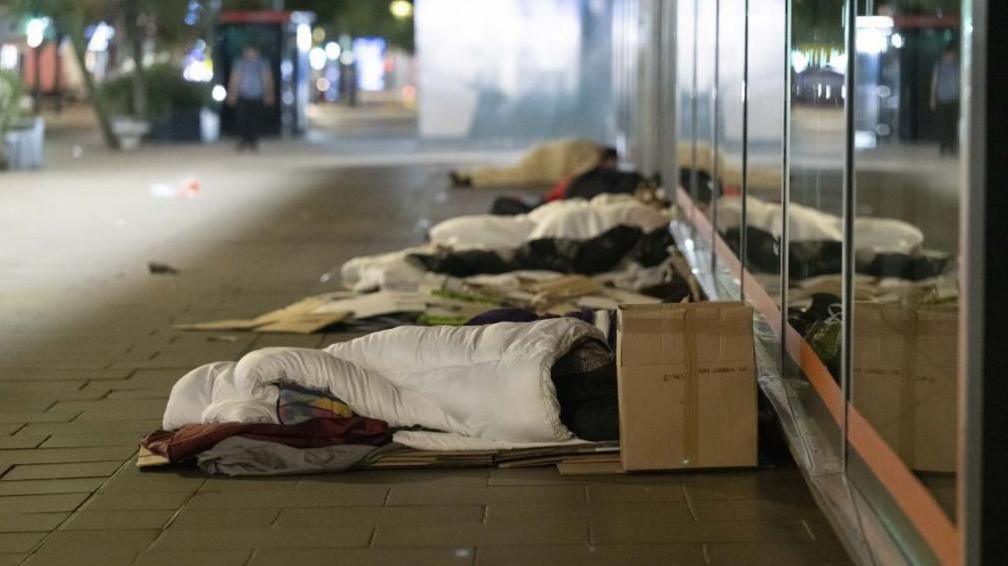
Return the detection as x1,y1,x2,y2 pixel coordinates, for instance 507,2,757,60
617,302,757,471
852,302,958,473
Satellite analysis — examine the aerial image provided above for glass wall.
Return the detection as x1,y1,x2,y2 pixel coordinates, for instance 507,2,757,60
658,0,965,562
849,0,962,528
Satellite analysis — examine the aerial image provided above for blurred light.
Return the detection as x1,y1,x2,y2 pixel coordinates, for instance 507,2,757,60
26,17,49,49
87,22,114,52
389,0,413,19
828,52,847,73
0,44,17,70
791,51,808,73
211,85,227,101
339,51,354,65
296,24,312,52
353,37,386,91
855,131,877,149
316,77,330,91
891,33,904,48
857,27,888,55
312,27,326,43
858,15,894,29
325,41,341,60
309,47,327,70
182,58,213,82
280,60,293,78
282,91,295,105
400,83,416,102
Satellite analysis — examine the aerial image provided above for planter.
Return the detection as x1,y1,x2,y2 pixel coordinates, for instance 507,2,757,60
146,108,219,143
112,117,151,151
2,116,45,170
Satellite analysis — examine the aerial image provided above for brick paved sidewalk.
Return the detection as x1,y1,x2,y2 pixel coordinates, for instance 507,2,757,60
0,139,850,566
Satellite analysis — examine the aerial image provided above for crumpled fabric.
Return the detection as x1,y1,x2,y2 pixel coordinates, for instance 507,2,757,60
428,194,669,251
196,437,378,476
565,168,643,201
141,417,391,463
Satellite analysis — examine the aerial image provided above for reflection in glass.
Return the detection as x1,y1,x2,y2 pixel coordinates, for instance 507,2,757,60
714,0,747,285
850,1,961,521
783,0,848,469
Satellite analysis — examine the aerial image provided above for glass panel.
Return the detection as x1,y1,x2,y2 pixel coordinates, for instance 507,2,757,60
675,0,697,202
784,0,849,470
742,0,786,304
849,0,961,522
695,0,717,226
714,0,747,287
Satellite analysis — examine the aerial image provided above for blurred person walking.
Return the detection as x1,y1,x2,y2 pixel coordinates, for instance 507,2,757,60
227,45,275,151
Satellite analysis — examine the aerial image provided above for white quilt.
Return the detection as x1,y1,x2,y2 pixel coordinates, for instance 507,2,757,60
429,194,669,251
162,318,603,450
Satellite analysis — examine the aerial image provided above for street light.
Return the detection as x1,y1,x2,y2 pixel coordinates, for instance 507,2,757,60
389,1,413,20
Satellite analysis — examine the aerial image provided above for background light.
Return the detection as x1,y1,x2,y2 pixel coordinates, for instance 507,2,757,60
296,24,312,52
309,47,327,70
26,17,49,49
87,22,115,52
211,85,227,102
325,41,341,60
389,0,413,19
312,27,325,42
0,44,18,69
316,77,330,91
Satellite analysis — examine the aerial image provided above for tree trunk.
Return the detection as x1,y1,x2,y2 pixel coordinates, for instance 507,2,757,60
68,25,120,150
123,0,146,118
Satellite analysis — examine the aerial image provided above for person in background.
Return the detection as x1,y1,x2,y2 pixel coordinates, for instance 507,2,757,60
227,45,275,151
930,44,960,156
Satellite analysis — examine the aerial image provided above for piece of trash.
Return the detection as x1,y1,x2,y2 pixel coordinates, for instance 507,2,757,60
148,262,179,275
207,335,239,343
149,177,201,199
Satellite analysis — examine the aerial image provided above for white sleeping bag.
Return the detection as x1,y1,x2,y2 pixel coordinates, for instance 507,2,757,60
428,194,669,251
163,318,603,450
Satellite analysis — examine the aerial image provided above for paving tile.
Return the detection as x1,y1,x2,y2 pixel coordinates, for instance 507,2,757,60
152,526,372,550
297,468,490,489
100,467,205,493
0,446,136,465
250,547,475,566
0,554,26,566
187,487,388,509
84,490,192,511
0,532,46,553
277,505,485,528
169,508,280,529
387,485,585,506
486,501,693,525
691,498,822,521
0,478,104,496
475,544,708,566
200,477,303,493
61,509,175,530
586,483,686,503
2,460,123,481
0,425,20,435
0,370,129,383
705,541,853,565
0,513,68,533
35,528,159,551
486,468,586,486
0,402,59,413
104,389,169,400
39,432,140,448
22,549,140,566
0,434,48,450
0,412,80,425
681,470,812,502
0,493,89,513
134,550,253,566
591,520,815,545
374,522,589,547
17,419,161,436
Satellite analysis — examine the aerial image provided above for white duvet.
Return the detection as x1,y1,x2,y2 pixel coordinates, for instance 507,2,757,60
163,318,602,450
429,194,670,251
